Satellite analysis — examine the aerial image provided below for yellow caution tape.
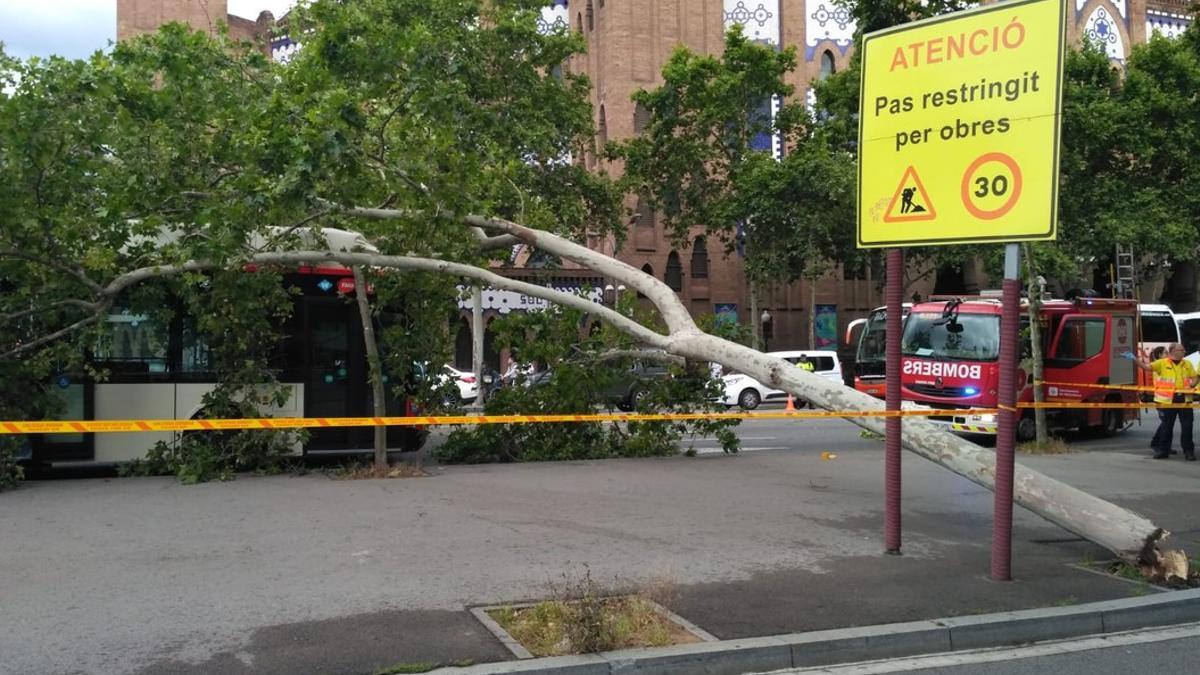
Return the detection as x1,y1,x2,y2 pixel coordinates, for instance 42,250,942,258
14,402,1199,436
0,408,1005,435
1036,380,1200,395
1018,401,1195,409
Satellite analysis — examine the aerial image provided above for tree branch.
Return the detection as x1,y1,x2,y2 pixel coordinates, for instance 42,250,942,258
470,226,523,251
0,299,99,323
462,214,698,335
1,306,109,360
322,202,698,334
572,348,687,367
318,201,521,253
238,251,669,347
0,249,104,295
7,250,666,358
256,207,335,252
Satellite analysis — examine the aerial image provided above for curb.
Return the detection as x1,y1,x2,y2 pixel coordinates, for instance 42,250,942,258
432,589,1200,674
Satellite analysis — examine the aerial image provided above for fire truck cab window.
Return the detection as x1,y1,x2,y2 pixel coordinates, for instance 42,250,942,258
1053,318,1105,361
901,313,1000,361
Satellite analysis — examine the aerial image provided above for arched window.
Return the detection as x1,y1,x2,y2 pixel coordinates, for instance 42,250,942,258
633,194,655,228
453,319,472,370
586,0,594,31
484,318,500,371
639,264,653,297
598,105,608,150
690,236,709,279
633,101,651,135
665,252,683,292
820,50,836,80
576,12,582,32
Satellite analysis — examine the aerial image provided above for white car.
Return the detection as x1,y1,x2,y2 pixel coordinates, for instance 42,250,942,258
720,350,843,410
441,365,480,403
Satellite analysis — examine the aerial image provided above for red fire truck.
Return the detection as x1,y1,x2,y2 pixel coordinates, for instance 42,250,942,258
845,304,910,398
900,296,1140,441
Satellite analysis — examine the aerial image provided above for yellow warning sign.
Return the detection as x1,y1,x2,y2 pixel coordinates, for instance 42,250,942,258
883,166,937,223
857,0,1065,248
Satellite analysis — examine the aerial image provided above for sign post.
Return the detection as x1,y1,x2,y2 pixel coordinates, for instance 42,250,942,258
857,0,1066,578
885,247,903,555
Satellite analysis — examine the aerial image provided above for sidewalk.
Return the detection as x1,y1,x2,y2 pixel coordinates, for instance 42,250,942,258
2,427,1199,675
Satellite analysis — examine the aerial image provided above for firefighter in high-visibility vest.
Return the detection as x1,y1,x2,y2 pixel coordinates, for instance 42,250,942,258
1132,343,1198,460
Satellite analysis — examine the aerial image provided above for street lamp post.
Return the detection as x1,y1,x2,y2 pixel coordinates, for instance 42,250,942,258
760,309,773,352
605,283,627,308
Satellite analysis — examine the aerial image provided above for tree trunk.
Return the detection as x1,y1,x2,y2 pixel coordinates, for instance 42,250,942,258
1022,244,1049,445
353,266,388,470
749,278,761,351
667,331,1165,562
808,280,816,349
472,283,486,408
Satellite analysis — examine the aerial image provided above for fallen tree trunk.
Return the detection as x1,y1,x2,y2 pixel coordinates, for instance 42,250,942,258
13,220,1172,571
667,331,1165,562
457,216,1172,568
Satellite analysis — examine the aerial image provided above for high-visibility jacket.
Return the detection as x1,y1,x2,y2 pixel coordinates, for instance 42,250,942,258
1150,358,1197,404
797,361,815,372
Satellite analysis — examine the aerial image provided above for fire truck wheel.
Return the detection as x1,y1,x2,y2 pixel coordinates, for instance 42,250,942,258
1098,406,1122,438
1016,415,1036,443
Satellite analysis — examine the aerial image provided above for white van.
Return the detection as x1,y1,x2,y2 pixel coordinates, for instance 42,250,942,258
1140,304,1181,356
1176,311,1200,351
719,350,843,410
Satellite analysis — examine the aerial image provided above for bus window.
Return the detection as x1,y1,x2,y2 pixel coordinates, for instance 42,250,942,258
180,318,213,373
94,311,169,374
1141,313,1179,344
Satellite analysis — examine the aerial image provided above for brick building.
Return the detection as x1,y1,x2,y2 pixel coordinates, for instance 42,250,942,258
117,0,278,44
118,1,1195,357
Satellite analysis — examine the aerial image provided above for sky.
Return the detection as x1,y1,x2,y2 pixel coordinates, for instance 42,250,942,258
0,1,296,61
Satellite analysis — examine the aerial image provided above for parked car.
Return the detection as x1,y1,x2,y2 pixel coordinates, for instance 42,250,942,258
526,360,672,411
440,365,480,403
605,361,672,411
719,350,843,410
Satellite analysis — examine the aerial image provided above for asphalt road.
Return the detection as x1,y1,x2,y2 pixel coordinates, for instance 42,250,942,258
3,406,1195,675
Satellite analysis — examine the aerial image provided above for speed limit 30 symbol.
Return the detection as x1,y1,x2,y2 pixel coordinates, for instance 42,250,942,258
960,152,1023,220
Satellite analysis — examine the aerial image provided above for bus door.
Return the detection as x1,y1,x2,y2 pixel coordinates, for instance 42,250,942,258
302,296,413,452
304,298,368,450
29,377,94,463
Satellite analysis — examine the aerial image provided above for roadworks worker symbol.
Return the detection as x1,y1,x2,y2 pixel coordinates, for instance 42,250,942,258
883,166,937,222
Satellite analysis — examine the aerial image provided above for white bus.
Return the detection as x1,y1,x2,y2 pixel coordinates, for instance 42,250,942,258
27,266,428,467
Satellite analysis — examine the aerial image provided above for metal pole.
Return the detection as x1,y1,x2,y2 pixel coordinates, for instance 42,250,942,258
885,247,903,554
992,243,1021,581
472,284,485,408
